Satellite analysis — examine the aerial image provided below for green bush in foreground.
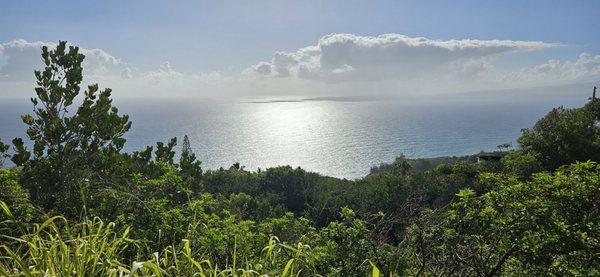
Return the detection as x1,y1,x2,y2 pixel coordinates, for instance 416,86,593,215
2,162,598,275
404,161,600,276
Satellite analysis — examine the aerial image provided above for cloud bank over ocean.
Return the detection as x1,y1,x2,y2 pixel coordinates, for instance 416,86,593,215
1,34,599,98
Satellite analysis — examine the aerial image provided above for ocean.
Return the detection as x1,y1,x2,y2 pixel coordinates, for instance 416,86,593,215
0,85,591,179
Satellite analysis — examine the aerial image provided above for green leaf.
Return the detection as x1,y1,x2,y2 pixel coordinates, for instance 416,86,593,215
0,200,12,219
456,188,475,199
369,260,380,277
282,259,294,277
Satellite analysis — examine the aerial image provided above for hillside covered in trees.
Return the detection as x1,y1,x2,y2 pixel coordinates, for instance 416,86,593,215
1,42,599,276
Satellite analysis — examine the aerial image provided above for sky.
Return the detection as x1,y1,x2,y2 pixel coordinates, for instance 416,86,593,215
1,0,600,99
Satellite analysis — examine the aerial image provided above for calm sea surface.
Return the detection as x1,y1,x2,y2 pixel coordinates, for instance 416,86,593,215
0,88,590,179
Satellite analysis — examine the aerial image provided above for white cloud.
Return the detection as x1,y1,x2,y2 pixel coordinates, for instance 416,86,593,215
143,62,184,84
0,39,120,81
246,61,273,76
0,39,251,98
246,33,555,83
503,53,600,86
120,67,133,79
331,64,354,74
0,36,598,99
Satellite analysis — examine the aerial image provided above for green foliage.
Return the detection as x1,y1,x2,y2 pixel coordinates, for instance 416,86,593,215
383,156,413,176
179,134,203,183
155,137,177,164
518,100,600,170
261,166,313,214
0,205,399,276
0,169,34,223
406,162,600,275
0,139,9,167
501,150,543,179
0,216,303,276
12,41,131,217
0,217,138,276
370,154,477,174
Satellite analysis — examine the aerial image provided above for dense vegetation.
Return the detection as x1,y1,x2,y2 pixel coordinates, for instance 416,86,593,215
0,41,599,276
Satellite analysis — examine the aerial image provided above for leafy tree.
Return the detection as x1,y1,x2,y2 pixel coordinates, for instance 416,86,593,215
518,100,600,170
408,162,600,275
262,166,313,215
311,207,399,275
391,157,413,176
0,139,10,167
501,150,543,179
496,142,513,151
11,41,131,216
155,137,177,164
179,134,202,180
229,162,245,171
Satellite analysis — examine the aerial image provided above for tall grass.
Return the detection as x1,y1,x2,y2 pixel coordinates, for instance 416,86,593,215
0,214,141,276
0,202,382,276
0,201,381,276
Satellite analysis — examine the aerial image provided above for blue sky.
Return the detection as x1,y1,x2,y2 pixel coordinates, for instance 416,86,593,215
1,1,599,98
